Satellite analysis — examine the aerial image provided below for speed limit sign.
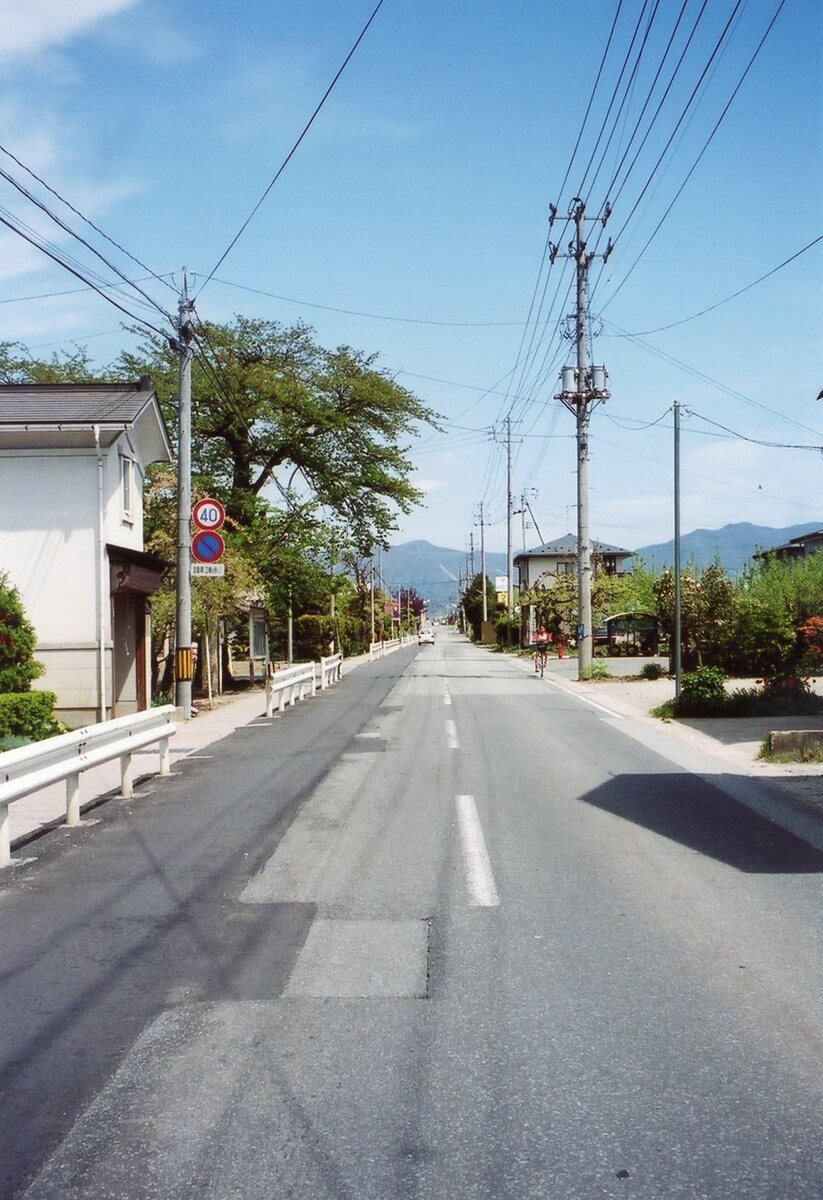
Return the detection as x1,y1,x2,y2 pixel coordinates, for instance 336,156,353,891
192,498,226,531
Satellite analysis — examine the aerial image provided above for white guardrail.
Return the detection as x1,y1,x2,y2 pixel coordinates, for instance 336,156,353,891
368,635,416,661
265,653,343,717
0,705,177,867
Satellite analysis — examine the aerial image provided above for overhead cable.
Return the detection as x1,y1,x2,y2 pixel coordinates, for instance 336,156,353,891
195,0,386,299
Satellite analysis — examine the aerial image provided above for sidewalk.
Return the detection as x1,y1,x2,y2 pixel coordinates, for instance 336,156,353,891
530,655,823,827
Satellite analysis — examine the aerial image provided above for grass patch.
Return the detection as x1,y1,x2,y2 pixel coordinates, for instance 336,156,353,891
758,738,823,764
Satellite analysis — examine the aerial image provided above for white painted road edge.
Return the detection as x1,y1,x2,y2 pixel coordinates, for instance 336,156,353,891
456,794,500,908
446,719,459,749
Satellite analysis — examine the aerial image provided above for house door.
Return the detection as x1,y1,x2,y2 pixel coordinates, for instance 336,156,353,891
112,594,146,715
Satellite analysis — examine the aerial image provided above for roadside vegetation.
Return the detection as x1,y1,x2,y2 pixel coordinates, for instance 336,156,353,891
1,328,438,700
462,553,823,720
0,572,63,749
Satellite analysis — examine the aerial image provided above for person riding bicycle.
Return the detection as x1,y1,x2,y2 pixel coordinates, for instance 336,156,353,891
532,625,552,673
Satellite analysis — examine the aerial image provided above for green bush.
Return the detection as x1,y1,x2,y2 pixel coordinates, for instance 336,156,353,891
0,572,44,693
640,662,665,680
676,666,728,715
0,691,61,741
495,616,521,646
580,661,611,680
293,614,336,661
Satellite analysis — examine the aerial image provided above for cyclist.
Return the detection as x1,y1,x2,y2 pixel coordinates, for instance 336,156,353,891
532,625,552,675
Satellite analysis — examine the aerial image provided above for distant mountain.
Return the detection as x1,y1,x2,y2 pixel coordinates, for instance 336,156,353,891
632,522,823,575
383,524,823,608
381,540,508,612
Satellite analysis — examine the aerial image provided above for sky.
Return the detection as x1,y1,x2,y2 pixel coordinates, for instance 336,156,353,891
1,0,820,556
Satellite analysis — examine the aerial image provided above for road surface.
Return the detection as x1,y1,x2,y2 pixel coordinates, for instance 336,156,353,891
2,628,821,1198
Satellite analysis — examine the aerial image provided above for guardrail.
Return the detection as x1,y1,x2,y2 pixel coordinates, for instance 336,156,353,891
369,638,400,660
0,706,177,867
320,652,343,689
265,663,316,716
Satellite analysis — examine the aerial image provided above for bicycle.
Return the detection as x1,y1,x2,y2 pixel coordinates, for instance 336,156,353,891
532,643,549,678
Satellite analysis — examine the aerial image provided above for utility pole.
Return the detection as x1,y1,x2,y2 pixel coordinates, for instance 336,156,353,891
173,268,195,715
553,199,611,678
469,530,475,579
673,400,682,699
476,500,488,625
506,415,514,618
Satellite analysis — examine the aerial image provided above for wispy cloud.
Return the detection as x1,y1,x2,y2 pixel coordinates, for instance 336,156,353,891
0,0,141,60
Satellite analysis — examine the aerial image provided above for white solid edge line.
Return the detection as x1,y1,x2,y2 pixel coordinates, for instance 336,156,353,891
456,794,500,908
543,675,625,719
446,718,459,749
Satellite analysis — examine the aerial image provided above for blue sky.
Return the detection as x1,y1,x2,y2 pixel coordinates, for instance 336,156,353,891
1,0,820,554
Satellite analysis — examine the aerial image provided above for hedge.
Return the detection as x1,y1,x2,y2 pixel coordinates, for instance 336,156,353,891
0,691,60,742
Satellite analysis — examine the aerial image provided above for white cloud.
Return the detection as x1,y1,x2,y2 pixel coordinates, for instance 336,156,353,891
415,478,448,495
0,0,140,59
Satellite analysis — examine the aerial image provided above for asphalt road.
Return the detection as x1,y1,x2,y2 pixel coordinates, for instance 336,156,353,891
2,629,821,1199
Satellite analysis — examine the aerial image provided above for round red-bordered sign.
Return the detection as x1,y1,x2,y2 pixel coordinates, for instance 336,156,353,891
192,497,226,531
191,530,225,563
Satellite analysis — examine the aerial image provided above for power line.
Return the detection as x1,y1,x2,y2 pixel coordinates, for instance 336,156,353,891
601,317,823,438
0,164,174,322
610,233,823,336
0,141,177,297
0,208,168,339
195,0,386,299
684,408,823,452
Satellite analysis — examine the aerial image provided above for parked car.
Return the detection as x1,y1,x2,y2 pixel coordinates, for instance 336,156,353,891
418,628,435,645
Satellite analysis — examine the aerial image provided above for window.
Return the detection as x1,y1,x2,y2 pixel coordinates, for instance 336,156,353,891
120,456,134,522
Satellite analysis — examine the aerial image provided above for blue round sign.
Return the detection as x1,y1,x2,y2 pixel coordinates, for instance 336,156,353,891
191,530,225,563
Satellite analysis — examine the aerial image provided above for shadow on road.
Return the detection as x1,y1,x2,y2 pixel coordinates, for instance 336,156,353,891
579,772,823,873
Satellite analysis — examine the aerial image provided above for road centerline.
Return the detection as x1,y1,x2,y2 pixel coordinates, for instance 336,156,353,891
455,794,500,908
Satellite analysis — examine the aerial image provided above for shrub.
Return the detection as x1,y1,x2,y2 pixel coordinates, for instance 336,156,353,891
0,691,61,741
580,661,611,680
0,572,44,693
293,614,336,660
495,616,521,646
676,666,728,715
640,662,665,680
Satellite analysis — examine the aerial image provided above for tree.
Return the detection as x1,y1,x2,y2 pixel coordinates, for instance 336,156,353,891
461,574,498,640
116,316,438,549
0,572,44,693
0,340,99,384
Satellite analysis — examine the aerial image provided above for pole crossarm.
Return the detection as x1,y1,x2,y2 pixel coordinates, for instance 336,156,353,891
550,200,613,677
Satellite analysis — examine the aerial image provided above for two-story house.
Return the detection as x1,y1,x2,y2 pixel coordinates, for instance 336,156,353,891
0,380,172,726
515,534,633,591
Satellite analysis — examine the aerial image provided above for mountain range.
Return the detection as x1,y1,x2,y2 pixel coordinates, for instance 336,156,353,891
382,522,823,612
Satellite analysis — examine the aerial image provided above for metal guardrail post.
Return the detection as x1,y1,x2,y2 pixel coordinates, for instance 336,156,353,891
66,772,81,827
0,809,10,867
120,752,134,798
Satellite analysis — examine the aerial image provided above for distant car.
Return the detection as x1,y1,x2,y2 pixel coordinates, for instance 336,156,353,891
418,628,435,645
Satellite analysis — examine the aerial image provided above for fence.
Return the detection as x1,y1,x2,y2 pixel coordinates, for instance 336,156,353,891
0,706,177,867
368,635,416,660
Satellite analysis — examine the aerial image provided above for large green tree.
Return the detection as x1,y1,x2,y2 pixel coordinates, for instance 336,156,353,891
116,316,437,549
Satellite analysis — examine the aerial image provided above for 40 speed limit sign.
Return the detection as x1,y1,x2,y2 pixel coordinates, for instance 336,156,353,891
191,497,226,531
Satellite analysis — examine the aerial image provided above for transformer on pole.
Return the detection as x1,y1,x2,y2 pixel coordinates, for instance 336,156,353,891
552,200,612,678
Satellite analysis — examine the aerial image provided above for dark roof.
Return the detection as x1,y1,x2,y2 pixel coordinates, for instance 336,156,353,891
0,379,156,425
0,379,172,461
515,533,632,560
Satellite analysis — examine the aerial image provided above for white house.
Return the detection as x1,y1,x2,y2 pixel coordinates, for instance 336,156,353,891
0,380,172,726
515,534,633,591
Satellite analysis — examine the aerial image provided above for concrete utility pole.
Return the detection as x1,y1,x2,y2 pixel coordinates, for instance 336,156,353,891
506,415,514,618
553,200,611,678
673,400,682,699
174,269,195,715
476,500,488,625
